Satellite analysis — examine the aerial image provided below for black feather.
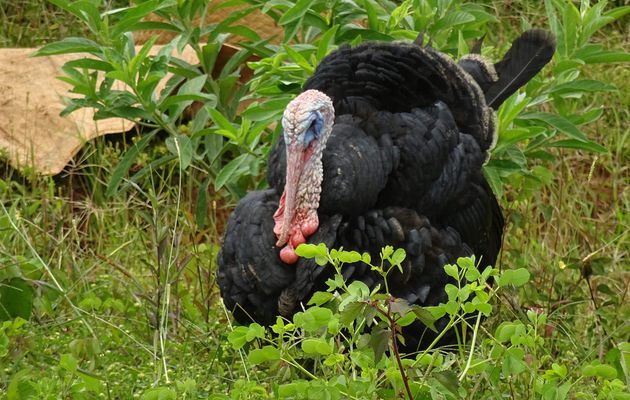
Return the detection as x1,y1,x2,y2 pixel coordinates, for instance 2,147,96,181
485,29,556,108
217,36,517,351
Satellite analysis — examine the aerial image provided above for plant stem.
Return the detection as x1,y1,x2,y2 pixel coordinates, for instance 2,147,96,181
386,302,414,400
459,311,482,381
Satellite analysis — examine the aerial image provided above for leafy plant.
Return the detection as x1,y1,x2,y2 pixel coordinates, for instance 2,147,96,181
484,0,629,195
34,0,270,201
222,245,529,399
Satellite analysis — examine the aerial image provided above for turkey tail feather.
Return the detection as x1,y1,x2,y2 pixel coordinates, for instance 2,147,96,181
485,29,556,109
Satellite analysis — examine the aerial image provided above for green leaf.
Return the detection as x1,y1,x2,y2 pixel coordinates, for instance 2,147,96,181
278,0,316,25
59,353,78,373
433,11,475,30
519,112,587,142
301,338,333,355
465,266,480,281
6,369,37,400
338,250,362,264
498,268,530,287
548,139,607,153
369,326,389,363
0,278,34,321
316,25,339,62
390,248,406,267
208,108,237,140
283,45,313,74
246,323,266,341
106,130,157,197
214,154,250,191
582,363,618,380
581,51,630,64
548,79,617,95
111,1,176,38
475,303,492,316
33,37,101,56
444,264,459,279
64,58,114,72
503,348,527,375
308,292,334,306
339,302,367,326
141,387,177,400
495,323,514,343
294,307,333,332
248,345,281,364
227,326,249,349
432,371,460,397
410,306,437,332
296,243,328,258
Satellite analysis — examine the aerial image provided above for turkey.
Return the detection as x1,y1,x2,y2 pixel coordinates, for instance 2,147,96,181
217,29,556,351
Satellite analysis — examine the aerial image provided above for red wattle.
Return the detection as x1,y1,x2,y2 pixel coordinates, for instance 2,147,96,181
280,245,299,264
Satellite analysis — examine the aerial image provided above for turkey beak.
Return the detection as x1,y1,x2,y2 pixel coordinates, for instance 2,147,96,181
274,142,304,247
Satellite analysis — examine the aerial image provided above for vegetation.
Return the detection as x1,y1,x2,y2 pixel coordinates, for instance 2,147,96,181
1,0,628,398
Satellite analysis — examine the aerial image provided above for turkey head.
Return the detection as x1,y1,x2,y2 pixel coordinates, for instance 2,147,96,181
273,90,335,264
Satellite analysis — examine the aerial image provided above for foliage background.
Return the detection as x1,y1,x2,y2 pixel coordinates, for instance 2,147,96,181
0,0,628,398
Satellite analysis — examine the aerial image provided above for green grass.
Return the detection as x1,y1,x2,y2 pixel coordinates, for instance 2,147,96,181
1,0,629,398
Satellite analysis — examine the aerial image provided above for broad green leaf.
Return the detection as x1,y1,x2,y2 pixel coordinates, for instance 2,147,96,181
390,248,406,267
465,266,480,281
582,51,630,64
498,268,530,287
227,326,249,349
433,11,475,30
278,0,316,25
293,306,333,332
308,291,334,306
339,302,367,326
316,25,340,63
106,130,157,197
296,243,328,258
6,369,37,399
338,250,362,264
519,112,587,142
548,79,617,95
283,45,313,74
248,346,281,364
241,98,291,122
301,338,332,355
548,139,607,153
64,58,114,72
33,37,101,56
444,264,459,279
159,93,217,110
111,1,176,38
0,279,33,321
208,108,238,140
246,323,265,341
503,348,527,375
59,353,78,373
411,306,437,332
444,284,458,302
337,29,394,43
369,326,389,363
214,154,250,191
582,363,618,380
141,387,177,400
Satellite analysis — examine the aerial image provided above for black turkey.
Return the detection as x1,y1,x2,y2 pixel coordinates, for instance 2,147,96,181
217,29,555,351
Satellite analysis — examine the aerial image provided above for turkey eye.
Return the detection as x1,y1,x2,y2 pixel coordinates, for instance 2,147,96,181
303,119,319,148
